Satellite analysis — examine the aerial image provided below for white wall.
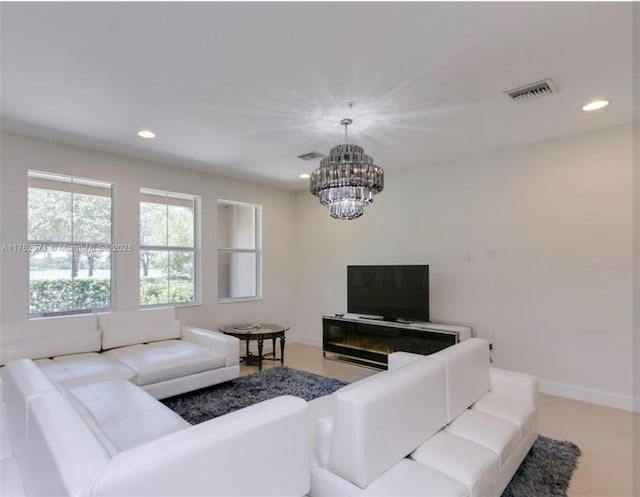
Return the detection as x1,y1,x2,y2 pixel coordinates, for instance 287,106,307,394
0,131,296,329
292,124,634,408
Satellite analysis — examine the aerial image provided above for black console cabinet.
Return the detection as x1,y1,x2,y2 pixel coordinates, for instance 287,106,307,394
322,315,472,368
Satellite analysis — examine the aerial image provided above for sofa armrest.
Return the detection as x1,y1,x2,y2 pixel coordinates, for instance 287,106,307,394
90,396,310,497
387,351,423,370
489,367,539,408
181,326,239,367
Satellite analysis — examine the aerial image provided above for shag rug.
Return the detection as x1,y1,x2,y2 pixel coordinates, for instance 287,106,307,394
161,367,347,423
502,435,581,497
162,367,581,497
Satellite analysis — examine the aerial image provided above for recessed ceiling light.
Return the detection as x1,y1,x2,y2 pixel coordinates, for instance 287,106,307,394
137,129,156,139
582,100,609,112
299,173,311,179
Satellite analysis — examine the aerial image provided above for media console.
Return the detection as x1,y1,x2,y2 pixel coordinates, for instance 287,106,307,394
322,314,472,368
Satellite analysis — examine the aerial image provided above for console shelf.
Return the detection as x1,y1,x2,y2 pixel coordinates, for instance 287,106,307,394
322,314,472,369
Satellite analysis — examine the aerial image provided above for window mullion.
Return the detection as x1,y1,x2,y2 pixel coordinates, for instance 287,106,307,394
217,248,257,253
141,245,194,252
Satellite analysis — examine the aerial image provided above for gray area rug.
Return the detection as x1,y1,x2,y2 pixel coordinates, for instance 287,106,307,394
162,367,581,497
161,367,347,423
502,435,581,497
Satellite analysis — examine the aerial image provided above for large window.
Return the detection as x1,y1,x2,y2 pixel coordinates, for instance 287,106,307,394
217,200,261,301
140,189,198,306
27,171,113,316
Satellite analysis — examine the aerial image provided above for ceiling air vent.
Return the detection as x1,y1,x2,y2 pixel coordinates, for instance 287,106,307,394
297,151,326,161
505,79,556,102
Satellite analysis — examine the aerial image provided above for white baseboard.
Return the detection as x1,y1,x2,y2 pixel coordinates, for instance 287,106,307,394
287,334,322,347
540,379,638,413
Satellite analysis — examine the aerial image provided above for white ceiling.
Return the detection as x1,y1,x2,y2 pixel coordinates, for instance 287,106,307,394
0,2,633,190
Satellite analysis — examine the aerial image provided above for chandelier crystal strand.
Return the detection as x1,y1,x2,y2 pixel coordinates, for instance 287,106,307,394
310,119,384,220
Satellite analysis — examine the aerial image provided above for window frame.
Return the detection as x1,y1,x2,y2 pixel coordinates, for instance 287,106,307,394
217,199,262,303
27,170,114,317
139,188,200,308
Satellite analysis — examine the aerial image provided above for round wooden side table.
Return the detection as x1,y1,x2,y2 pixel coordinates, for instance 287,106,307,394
219,323,289,371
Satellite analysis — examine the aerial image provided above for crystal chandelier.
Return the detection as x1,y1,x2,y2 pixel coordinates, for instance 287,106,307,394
310,118,384,220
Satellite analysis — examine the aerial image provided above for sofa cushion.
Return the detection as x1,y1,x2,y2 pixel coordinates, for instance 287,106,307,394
0,456,27,497
1,404,11,460
432,338,490,423
0,315,100,365
411,431,498,497
445,409,520,469
103,340,226,385
496,422,539,496
68,380,189,453
63,389,120,456
328,356,447,489
20,393,109,497
34,353,135,389
311,458,468,497
99,308,180,350
3,359,60,458
472,391,536,439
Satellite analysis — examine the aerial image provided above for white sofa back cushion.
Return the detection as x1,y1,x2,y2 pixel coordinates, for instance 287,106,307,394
99,307,180,350
328,357,447,488
0,315,100,365
21,393,110,497
432,338,491,423
3,359,61,458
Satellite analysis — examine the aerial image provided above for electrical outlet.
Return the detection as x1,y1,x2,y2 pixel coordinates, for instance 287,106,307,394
489,343,494,351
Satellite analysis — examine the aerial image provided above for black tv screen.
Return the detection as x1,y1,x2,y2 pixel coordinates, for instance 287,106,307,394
347,265,429,322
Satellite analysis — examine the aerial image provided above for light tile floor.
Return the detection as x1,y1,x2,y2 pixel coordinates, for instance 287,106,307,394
240,343,636,497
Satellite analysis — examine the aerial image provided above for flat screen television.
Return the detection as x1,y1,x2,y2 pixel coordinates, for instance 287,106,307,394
347,265,429,322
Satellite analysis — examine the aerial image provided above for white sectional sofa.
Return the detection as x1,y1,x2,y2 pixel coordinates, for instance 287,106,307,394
308,338,538,497
0,310,538,497
0,307,239,399
1,358,310,497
